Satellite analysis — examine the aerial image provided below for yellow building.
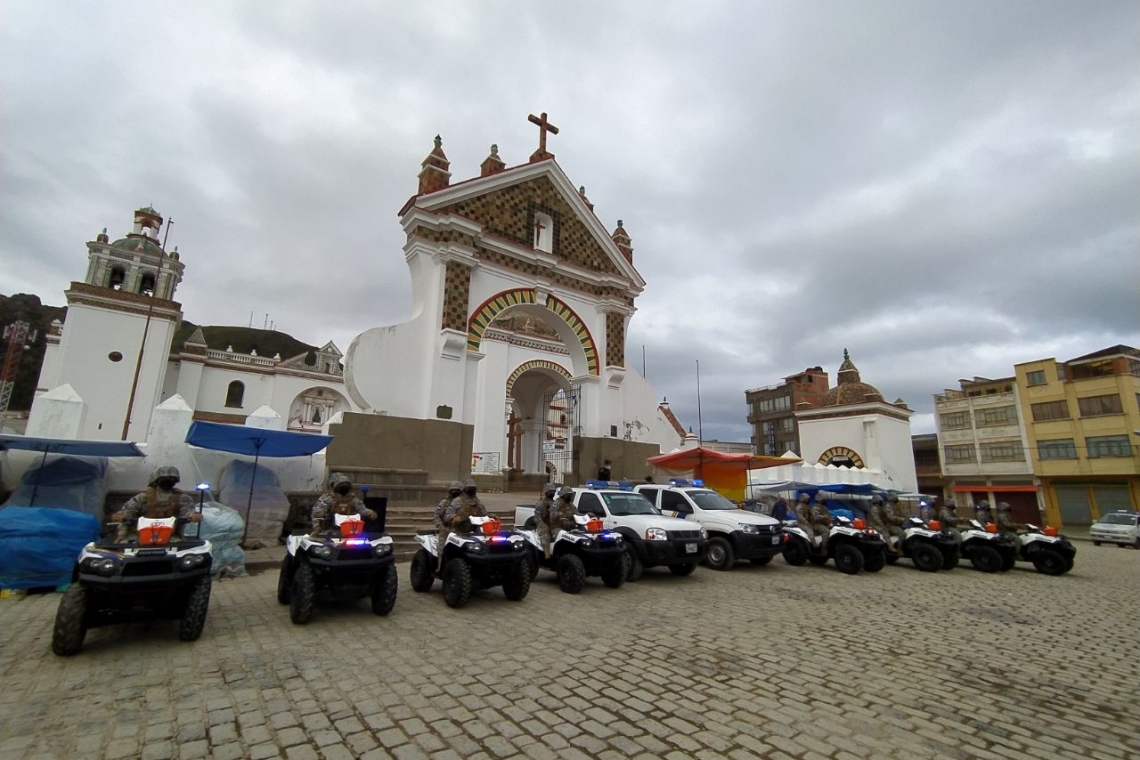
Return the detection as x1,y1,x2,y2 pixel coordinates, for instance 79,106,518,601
1015,345,1140,526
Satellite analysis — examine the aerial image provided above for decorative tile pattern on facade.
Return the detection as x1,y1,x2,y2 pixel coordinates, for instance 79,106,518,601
545,295,598,375
505,359,574,397
467,288,537,350
442,261,472,331
605,312,625,368
475,246,633,308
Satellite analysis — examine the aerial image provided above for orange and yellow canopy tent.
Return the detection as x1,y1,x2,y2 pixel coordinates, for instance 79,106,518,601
646,447,800,500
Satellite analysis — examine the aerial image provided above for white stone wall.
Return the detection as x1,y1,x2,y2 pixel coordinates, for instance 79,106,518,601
798,408,917,492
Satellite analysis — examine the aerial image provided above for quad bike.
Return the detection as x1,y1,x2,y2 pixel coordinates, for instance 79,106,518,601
782,516,888,575
52,516,213,656
277,513,397,624
883,517,959,572
1011,524,1076,576
519,514,627,593
957,519,1017,573
409,515,532,608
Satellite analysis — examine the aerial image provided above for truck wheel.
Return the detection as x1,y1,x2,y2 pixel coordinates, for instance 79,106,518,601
833,544,864,575
668,562,697,576
940,548,960,571
276,556,293,604
750,556,772,566
969,546,1002,573
911,543,943,572
1031,549,1067,576
1092,540,1101,546
623,543,644,582
863,550,885,573
179,576,212,641
410,549,434,592
783,540,808,566
556,554,586,594
290,563,316,623
601,556,626,588
502,556,531,601
705,537,735,571
442,558,472,608
51,584,88,656
371,564,398,616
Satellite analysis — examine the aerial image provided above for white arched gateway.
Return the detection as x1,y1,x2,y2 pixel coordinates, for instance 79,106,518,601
342,119,676,483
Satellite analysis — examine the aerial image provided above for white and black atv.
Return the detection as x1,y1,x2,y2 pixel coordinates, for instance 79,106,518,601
409,515,532,608
884,517,959,572
1012,524,1076,576
957,519,1017,573
52,516,213,656
519,514,627,593
277,513,397,624
782,516,888,575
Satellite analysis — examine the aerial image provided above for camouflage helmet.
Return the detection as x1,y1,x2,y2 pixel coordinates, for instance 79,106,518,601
448,481,462,492
997,501,1011,511
945,499,956,509
543,482,557,495
149,465,180,486
797,493,810,502
978,500,990,509
871,495,883,504
328,472,351,489
462,478,477,489
557,486,574,498
888,494,899,503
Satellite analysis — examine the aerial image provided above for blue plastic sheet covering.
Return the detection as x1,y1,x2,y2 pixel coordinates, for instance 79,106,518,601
185,422,332,458
0,507,100,589
197,502,246,577
217,460,290,549
3,455,109,518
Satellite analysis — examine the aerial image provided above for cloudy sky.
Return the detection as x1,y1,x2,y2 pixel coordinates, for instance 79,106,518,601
3,1,1138,442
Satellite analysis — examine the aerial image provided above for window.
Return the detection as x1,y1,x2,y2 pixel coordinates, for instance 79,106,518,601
661,491,690,513
108,266,127,290
1077,394,1122,417
777,417,794,432
577,492,603,516
944,445,977,463
1038,439,1077,460
757,396,792,414
980,441,1025,462
975,406,1018,427
1031,400,1070,422
1086,435,1132,458
940,411,970,430
1026,370,1047,386
138,271,156,296
225,381,245,408
1069,360,1115,380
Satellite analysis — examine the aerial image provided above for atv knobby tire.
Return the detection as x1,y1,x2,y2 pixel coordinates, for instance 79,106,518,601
940,548,960,571
410,549,434,592
502,556,531,602
911,543,943,573
668,562,697,577
557,553,586,594
833,543,864,575
178,576,212,641
442,557,472,608
51,583,88,656
969,545,1003,573
371,564,398,616
863,550,886,573
783,540,808,566
601,556,627,588
705,536,735,571
276,556,293,604
290,562,316,624
1031,548,1068,576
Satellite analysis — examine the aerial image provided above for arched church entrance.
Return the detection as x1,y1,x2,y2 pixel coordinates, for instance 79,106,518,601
287,386,350,432
502,357,576,485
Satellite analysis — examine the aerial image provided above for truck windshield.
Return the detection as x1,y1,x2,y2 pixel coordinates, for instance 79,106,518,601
603,493,658,516
689,490,738,511
1099,513,1138,526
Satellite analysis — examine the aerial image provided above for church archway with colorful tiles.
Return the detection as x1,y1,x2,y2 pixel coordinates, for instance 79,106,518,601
467,288,599,377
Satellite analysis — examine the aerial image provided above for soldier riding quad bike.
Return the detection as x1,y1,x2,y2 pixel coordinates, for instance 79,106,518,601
52,516,213,656
782,515,887,575
1012,524,1076,575
520,513,627,593
884,517,958,572
409,515,532,608
957,519,1017,573
277,513,397,625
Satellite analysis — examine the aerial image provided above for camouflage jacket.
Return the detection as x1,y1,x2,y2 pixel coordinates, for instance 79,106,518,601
548,500,577,534
534,496,556,533
809,503,832,530
445,493,488,533
433,497,453,532
118,488,197,537
938,507,960,530
312,491,368,527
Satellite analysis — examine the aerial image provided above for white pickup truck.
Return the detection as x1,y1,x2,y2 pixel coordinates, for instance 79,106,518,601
515,483,707,581
634,481,783,570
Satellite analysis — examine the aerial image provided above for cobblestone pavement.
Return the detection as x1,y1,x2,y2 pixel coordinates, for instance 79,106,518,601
1,542,1138,760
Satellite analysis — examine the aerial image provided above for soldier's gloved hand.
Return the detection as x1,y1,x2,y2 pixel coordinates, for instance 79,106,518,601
109,511,124,523
188,513,203,523
365,509,378,520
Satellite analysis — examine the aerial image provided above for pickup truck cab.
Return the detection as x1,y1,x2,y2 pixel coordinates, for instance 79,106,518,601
516,482,707,581
634,480,783,570
1089,510,1140,549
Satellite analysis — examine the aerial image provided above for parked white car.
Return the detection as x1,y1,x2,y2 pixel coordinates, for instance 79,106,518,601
1089,510,1140,549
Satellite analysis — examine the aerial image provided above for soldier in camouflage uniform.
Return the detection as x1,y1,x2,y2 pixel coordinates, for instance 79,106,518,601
311,473,377,532
114,466,201,541
995,502,1025,542
974,500,993,526
793,493,815,546
939,500,961,531
534,482,559,558
548,486,578,537
810,495,833,554
919,497,939,523
882,495,907,554
439,479,488,549
434,481,463,533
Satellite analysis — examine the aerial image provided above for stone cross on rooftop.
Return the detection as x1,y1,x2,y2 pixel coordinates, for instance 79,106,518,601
527,112,559,154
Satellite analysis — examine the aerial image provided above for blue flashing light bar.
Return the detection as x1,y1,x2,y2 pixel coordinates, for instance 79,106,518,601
585,480,634,491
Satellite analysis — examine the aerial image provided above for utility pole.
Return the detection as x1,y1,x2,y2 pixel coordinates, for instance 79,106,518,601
0,321,37,415
121,218,172,440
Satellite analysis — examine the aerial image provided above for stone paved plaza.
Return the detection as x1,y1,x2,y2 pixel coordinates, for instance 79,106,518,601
1,541,1137,760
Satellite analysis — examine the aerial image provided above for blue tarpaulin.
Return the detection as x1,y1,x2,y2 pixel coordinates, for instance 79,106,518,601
0,507,100,589
185,422,332,458
0,434,144,458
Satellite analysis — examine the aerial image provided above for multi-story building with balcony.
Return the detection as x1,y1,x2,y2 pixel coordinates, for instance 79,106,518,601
1015,345,1140,526
911,433,946,500
933,377,1039,523
745,366,829,456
